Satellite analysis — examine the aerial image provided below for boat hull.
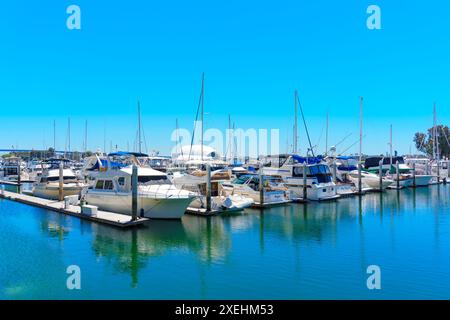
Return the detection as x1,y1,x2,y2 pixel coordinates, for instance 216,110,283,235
32,184,83,200
84,192,193,219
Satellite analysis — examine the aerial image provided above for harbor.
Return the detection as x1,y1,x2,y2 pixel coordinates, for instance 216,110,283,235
1,183,448,299
2,0,450,304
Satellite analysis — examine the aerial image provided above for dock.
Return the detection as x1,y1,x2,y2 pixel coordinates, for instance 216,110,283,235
0,190,148,228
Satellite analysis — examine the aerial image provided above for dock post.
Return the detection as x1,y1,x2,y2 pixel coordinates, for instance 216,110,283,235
396,161,400,189
131,164,138,221
437,161,440,184
378,159,383,191
332,162,337,183
17,163,21,194
447,161,450,184
58,161,64,201
412,162,416,188
302,163,307,201
206,163,212,212
259,167,264,207
357,162,362,194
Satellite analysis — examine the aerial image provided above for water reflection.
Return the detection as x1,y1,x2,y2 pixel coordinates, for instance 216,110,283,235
26,184,448,294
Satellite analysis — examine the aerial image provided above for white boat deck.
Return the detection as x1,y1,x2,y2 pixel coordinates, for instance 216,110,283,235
0,190,148,228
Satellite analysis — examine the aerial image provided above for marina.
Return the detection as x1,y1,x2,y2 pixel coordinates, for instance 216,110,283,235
0,183,448,299
2,1,450,304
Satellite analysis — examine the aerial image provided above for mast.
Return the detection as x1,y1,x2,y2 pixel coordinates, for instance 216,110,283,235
389,124,393,165
53,120,56,151
434,103,439,160
68,118,71,157
84,120,88,152
325,112,329,155
137,100,142,154
201,73,204,161
228,114,232,162
359,97,363,162
293,90,298,154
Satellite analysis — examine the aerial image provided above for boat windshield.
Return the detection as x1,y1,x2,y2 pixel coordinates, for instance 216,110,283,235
138,175,171,184
309,165,330,175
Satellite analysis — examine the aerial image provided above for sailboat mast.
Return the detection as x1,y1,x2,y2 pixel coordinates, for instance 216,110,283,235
201,73,204,161
325,112,329,156
138,100,142,154
294,90,298,154
68,118,71,155
359,97,363,162
390,124,393,165
53,120,56,151
84,120,88,152
228,114,232,162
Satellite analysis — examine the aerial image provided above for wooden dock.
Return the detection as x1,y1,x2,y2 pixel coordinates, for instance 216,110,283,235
0,190,148,228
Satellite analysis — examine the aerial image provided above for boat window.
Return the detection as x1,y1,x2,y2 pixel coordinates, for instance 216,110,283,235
118,177,125,186
104,180,114,190
95,180,104,189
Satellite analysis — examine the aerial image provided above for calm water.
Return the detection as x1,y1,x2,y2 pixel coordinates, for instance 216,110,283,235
0,185,449,299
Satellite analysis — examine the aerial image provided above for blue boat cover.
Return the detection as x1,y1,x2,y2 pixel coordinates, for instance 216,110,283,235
292,155,323,164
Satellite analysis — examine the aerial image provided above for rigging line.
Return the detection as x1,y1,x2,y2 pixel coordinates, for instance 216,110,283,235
188,81,204,160
339,134,367,155
441,126,450,147
296,93,315,157
315,122,326,153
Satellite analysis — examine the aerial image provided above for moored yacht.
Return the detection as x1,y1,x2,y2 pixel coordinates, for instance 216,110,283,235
32,159,86,199
221,174,291,206
83,152,196,219
261,155,339,201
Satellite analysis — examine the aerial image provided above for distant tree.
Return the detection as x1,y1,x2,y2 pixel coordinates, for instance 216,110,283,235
414,125,450,158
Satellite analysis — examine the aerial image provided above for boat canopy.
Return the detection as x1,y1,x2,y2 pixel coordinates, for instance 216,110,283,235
292,155,323,164
108,151,149,157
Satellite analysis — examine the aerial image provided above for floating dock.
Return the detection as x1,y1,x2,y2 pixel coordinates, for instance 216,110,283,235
0,190,148,228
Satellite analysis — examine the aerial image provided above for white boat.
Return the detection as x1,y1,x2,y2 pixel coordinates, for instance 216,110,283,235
0,157,30,182
348,170,393,190
171,169,254,212
261,155,339,201
32,159,86,199
83,152,195,219
221,174,292,206
365,156,432,187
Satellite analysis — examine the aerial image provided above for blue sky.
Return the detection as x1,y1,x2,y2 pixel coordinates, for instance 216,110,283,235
1,0,449,156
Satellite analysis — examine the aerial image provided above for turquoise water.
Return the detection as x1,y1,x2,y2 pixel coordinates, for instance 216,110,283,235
0,185,449,299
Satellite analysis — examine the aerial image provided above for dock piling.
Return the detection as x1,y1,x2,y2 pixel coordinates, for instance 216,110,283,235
378,159,383,191
437,161,440,184
357,163,362,194
131,164,138,221
396,161,400,189
412,162,416,188
259,166,264,207
17,164,21,194
206,164,212,212
303,163,307,201
58,161,63,201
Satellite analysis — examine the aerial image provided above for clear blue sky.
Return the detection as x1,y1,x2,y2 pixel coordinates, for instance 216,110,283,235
1,0,449,156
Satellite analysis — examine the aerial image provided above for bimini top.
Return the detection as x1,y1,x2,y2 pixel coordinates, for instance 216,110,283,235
292,155,323,164
86,158,126,171
336,156,357,160
108,151,149,157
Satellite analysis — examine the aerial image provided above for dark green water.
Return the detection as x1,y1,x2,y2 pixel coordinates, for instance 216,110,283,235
0,185,449,299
